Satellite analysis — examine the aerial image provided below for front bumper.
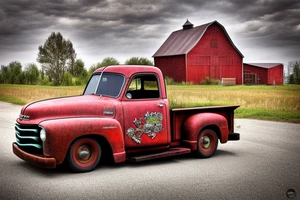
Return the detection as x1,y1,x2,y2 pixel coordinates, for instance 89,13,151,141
228,132,240,141
12,143,56,168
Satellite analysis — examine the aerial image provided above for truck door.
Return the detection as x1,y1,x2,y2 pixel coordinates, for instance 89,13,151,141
122,74,169,149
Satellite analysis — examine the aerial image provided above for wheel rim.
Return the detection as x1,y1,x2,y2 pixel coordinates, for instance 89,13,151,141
76,144,94,164
72,140,99,167
199,131,217,154
201,135,211,149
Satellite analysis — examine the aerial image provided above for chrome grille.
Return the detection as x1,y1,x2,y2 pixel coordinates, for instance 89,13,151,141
15,123,43,154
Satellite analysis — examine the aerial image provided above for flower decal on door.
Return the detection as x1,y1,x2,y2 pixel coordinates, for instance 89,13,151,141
126,112,163,144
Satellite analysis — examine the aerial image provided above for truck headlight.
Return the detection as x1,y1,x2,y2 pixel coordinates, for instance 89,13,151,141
40,127,46,142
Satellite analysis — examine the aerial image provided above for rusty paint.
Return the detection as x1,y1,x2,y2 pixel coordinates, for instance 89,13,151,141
40,117,125,164
182,113,229,151
13,65,240,170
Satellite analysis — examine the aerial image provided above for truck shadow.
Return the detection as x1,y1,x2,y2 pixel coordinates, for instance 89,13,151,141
14,149,237,176
123,149,237,168
215,149,237,157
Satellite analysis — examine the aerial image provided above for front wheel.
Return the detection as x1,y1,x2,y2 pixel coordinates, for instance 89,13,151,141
196,129,218,158
67,138,101,172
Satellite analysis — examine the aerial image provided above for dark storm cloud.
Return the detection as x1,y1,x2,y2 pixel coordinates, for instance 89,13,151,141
0,0,299,66
0,0,192,39
0,0,102,36
203,0,300,47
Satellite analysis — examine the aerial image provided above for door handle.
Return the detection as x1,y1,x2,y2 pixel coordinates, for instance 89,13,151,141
158,103,164,108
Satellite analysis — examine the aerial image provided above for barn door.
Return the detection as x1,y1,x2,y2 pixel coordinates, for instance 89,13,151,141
210,56,220,79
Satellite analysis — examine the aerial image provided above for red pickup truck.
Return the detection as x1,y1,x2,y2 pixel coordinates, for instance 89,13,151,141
13,65,239,172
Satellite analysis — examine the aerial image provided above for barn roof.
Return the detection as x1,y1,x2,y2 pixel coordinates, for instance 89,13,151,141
153,20,244,58
244,63,283,69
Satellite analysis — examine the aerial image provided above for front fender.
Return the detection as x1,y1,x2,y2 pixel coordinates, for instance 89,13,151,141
182,113,228,150
39,118,125,164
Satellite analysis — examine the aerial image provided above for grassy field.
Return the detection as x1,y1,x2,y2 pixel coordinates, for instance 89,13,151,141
0,84,299,123
167,85,300,123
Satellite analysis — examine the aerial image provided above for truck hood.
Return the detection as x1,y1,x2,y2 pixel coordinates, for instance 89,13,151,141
19,95,116,124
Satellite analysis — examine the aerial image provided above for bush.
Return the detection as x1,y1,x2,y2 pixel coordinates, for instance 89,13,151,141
39,77,51,86
75,79,82,86
61,72,73,86
200,77,220,85
164,76,177,85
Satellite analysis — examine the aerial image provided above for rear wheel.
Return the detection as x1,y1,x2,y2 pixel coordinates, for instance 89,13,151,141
67,138,101,172
196,129,218,158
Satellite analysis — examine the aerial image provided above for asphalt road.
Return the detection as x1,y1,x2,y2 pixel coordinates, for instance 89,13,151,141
0,101,299,200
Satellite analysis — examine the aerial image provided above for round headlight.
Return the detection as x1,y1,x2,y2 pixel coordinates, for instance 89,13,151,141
40,127,46,142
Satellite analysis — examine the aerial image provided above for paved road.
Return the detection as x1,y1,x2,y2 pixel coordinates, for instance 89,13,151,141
0,102,299,200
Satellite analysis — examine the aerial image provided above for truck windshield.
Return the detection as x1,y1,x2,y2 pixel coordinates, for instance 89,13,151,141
84,73,125,98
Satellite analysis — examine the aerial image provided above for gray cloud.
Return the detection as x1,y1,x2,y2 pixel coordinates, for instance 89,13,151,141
0,0,299,67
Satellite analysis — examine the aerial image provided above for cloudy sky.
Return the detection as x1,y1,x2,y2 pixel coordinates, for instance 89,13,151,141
0,0,300,70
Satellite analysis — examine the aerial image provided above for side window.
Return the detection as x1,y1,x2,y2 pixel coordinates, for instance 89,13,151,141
126,75,160,99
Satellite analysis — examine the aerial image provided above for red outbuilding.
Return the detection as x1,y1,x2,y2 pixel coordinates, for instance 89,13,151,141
153,20,244,84
243,63,284,85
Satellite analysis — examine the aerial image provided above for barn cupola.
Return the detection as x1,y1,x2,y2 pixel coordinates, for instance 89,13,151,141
182,19,194,30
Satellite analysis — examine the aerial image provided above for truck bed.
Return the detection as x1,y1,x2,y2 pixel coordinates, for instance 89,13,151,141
170,105,239,142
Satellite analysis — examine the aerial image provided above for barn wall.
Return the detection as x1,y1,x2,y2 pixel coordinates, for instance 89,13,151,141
187,24,243,84
243,64,268,84
268,64,283,85
154,55,186,82
243,64,284,85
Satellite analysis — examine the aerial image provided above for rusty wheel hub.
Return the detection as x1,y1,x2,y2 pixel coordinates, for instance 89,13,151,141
76,145,93,163
201,135,211,149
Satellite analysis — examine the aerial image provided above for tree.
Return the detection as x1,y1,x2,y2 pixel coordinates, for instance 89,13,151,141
24,63,39,84
288,61,300,84
19,72,27,84
37,32,76,86
9,61,22,84
10,61,22,84
61,72,73,86
0,61,23,84
125,57,153,65
0,65,10,84
89,57,119,73
73,59,85,76
89,62,102,74
100,57,119,67
68,53,77,76
293,62,300,84
71,59,89,85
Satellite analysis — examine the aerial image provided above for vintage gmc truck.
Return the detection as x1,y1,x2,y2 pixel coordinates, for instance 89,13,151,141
13,65,240,172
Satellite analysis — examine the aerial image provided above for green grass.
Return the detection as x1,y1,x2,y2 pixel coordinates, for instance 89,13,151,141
0,95,27,105
235,108,300,123
166,84,300,123
0,84,299,123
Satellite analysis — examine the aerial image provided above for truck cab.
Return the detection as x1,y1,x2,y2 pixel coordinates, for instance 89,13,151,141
13,65,239,172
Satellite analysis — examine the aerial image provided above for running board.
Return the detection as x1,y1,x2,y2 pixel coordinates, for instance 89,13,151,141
127,147,191,162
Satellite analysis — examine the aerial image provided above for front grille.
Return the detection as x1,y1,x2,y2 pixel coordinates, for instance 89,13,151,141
15,123,43,154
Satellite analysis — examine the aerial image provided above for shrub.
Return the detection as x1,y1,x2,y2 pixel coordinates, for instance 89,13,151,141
39,77,51,86
200,77,220,85
75,79,82,86
61,72,73,86
164,76,177,85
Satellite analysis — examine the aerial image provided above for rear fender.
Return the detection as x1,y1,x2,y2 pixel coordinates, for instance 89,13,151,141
39,118,125,164
182,113,228,150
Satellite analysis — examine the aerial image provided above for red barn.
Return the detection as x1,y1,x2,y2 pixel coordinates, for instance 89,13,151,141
243,63,284,85
153,20,244,84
